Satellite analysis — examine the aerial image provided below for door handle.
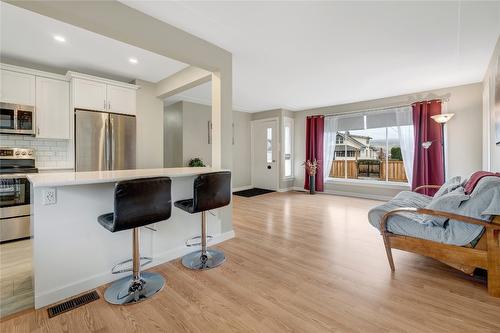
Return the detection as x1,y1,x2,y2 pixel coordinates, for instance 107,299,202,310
109,117,114,170
104,118,110,171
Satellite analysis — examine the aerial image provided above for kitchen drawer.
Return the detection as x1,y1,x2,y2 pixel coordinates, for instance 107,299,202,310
0,215,31,242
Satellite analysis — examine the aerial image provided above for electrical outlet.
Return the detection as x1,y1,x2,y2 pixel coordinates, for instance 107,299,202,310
42,188,57,205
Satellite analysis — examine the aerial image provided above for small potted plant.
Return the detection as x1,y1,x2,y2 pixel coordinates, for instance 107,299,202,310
188,157,206,167
303,159,319,194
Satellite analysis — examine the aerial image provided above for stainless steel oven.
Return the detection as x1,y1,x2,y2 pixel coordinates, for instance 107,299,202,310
0,102,35,135
0,148,37,242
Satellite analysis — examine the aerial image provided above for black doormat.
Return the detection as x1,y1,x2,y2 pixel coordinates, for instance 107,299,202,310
233,188,275,198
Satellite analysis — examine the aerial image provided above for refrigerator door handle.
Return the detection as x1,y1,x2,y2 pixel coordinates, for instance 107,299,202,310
105,117,111,171
109,116,114,170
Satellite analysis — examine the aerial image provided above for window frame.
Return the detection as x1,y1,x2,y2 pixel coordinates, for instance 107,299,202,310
326,114,411,187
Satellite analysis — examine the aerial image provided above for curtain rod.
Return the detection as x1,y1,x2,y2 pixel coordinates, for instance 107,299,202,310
323,97,449,118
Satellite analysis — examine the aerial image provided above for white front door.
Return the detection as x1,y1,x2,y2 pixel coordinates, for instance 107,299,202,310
252,119,278,190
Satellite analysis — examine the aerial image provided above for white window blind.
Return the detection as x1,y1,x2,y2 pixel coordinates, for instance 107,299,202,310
365,106,412,129
336,114,364,131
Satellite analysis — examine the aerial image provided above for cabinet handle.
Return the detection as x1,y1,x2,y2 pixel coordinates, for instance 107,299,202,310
108,101,111,110
37,127,40,135
104,100,106,110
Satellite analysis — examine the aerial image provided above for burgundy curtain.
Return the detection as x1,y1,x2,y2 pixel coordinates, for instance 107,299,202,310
412,100,444,195
304,115,324,192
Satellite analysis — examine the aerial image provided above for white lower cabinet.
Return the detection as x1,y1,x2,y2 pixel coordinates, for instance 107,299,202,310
35,77,70,139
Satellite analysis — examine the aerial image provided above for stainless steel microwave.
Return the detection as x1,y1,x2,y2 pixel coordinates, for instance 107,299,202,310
0,102,35,135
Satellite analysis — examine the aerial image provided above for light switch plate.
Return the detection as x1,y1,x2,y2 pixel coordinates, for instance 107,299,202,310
42,188,57,205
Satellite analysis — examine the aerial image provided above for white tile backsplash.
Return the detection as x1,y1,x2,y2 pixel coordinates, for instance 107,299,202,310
0,135,72,169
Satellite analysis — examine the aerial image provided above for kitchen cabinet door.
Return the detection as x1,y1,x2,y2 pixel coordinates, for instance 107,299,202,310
106,84,136,115
0,69,36,105
36,77,70,139
73,78,107,111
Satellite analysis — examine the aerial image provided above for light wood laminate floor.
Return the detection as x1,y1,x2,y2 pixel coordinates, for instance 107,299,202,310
0,239,33,318
1,192,500,332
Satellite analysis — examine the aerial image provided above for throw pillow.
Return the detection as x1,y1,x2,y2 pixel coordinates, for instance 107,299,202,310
433,176,462,198
424,187,469,227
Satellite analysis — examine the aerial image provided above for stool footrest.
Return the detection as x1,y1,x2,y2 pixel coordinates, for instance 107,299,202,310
185,235,213,247
111,257,152,274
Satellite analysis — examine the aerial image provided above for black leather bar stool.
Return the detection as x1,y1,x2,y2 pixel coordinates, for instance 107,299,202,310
175,171,231,270
98,177,172,305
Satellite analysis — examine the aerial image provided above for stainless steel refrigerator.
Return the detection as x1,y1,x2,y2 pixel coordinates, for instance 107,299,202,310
75,109,136,172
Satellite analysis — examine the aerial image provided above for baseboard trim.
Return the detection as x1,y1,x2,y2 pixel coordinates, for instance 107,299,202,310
232,185,253,192
292,186,392,201
323,189,392,201
277,187,293,193
34,230,236,309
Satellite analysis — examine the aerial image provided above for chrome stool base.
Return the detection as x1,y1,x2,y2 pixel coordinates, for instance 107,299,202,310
181,249,225,270
104,271,165,305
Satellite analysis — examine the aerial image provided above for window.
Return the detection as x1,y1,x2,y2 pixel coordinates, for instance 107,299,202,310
283,117,294,178
324,107,413,184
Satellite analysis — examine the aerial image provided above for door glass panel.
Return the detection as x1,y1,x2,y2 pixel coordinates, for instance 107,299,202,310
284,126,291,176
0,108,15,129
17,110,33,130
0,178,29,207
266,127,272,163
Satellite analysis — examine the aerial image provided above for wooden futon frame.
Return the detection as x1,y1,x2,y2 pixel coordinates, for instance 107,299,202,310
380,185,500,297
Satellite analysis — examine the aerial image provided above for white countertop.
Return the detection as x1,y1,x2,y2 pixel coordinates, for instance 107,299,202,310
27,167,227,187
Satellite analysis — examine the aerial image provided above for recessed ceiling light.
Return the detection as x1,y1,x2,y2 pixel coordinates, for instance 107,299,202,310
129,58,138,64
53,35,66,43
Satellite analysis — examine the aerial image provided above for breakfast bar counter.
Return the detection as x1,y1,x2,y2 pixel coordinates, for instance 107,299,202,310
27,167,228,187
26,168,234,308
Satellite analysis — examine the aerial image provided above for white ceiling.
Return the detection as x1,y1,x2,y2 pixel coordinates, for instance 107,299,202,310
123,1,500,112
0,2,188,83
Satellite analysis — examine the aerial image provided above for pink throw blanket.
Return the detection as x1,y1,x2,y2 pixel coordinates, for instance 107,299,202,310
464,171,500,194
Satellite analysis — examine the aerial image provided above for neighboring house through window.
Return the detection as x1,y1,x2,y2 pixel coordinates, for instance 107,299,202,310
324,107,414,185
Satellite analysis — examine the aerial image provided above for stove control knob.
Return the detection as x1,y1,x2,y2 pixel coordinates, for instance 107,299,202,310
15,151,20,155
28,151,33,156
21,151,26,155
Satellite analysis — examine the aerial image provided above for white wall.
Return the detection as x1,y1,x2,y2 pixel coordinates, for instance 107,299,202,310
163,101,252,188
483,37,500,172
182,101,212,166
232,110,252,188
163,102,183,168
135,79,164,169
293,82,483,199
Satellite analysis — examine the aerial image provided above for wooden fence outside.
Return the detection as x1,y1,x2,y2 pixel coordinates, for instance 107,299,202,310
380,160,408,182
328,160,408,182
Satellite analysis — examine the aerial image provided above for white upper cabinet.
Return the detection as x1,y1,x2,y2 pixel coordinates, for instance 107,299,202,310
36,77,70,139
0,69,36,105
70,74,137,115
72,78,107,111
106,84,136,115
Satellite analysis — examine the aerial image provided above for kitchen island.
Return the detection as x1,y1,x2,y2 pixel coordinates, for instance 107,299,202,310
27,167,234,309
